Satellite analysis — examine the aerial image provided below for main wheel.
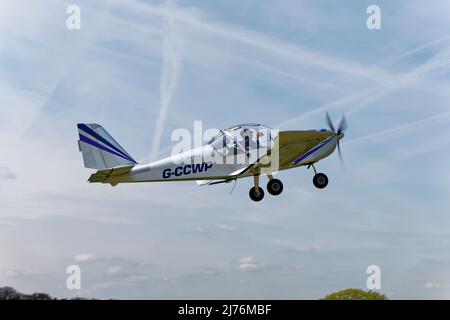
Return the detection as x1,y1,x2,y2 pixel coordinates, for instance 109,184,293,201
267,179,283,196
249,187,265,201
313,173,328,189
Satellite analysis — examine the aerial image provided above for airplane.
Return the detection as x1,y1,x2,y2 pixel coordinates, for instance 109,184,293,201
77,112,347,201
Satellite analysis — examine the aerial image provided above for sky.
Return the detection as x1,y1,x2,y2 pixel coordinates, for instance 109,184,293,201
1,0,450,299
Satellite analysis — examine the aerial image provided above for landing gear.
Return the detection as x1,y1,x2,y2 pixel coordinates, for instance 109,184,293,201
313,173,328,189
309,163,329,189
249,174,284,201
249,174,264,201
267,178,283,196
249,187,264,201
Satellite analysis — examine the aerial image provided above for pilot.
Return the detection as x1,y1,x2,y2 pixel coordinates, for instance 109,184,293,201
241,128,259,151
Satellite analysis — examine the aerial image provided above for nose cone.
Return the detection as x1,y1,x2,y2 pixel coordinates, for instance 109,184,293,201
337,133,345,140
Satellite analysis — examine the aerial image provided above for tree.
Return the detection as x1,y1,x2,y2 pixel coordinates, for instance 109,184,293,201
30,293,53,300
322,288,388,300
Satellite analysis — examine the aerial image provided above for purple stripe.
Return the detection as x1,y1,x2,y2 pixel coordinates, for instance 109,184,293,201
79,134,136,163
292,138,332,165
77,123,136,162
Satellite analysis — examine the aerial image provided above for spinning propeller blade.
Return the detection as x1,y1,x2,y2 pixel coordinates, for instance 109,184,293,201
325,112,348,166
325,111,335,132
337,114,348,136
337,140,343,162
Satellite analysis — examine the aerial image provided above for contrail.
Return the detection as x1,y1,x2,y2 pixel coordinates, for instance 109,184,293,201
116,0,450,153
114,0,399,84
392,131,450,161
150,0,183,161
346,47,450,117
108,1,450,135
276,45,450,129
275,85,382,129
344,111,450,146
377,36,450,67
109,1,450,107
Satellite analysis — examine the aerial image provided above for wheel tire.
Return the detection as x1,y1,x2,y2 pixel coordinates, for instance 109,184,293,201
249,187,265,201
313,173,328,189
267,179,283,196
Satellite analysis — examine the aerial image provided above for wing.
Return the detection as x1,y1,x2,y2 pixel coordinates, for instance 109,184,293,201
275,131,333,169
196,179,234,186
195,165,252,186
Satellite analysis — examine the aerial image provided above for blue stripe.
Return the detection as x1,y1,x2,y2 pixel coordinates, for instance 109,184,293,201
77,124,136,163
79,134,136,163
292,138,333,165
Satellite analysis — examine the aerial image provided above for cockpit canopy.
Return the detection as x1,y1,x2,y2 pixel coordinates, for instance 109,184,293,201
208,123,277,155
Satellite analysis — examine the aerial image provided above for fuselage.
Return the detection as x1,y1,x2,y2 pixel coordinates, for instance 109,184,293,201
100,129,342,185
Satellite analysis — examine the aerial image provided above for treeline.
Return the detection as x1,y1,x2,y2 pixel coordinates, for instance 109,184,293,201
1,286,387,300
0,287,53,300
0,287,90,300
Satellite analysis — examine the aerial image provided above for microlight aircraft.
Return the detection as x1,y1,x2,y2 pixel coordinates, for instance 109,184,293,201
77,113,347,201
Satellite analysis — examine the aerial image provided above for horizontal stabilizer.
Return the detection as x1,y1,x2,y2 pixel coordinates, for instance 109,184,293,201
88,165,134,183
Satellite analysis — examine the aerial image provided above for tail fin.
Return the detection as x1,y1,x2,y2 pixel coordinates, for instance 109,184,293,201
77,123,137,170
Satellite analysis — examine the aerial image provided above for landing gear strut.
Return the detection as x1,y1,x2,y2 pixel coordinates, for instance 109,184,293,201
266,174,283,196
309,164,329,189
249,174,264,201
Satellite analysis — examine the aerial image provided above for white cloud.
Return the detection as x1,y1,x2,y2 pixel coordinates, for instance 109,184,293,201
106,266,122,275
293,246,314,253
128,275,150,283
4,269,46,278
271,239,315,253
95,281,128,289
74,253,98,263
216,224,239,232
239,256,258,271
0,167,16,180
424,282,449,289
194,226,208,235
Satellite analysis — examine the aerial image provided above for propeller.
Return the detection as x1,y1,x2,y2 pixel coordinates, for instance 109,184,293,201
325,112,348,164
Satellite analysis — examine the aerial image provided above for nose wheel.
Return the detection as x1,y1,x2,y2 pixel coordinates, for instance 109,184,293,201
313,173,328,189
309,163,329,189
